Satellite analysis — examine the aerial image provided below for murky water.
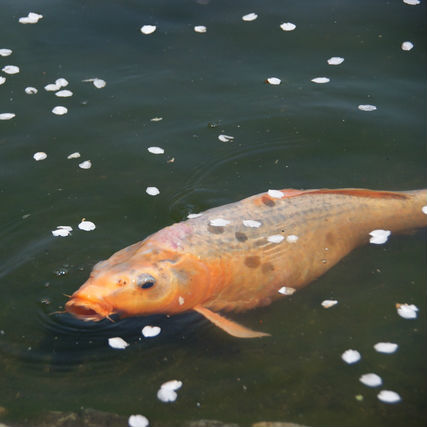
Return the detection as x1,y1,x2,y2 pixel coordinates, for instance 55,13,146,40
1,0,426,426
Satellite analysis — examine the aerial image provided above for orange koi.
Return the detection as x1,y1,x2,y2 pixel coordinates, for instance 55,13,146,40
65,188,427,338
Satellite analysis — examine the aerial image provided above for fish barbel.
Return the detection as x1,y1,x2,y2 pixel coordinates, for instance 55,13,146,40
65,188,427,338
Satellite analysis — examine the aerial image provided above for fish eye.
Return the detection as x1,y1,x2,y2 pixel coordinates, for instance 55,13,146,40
136,273,156,289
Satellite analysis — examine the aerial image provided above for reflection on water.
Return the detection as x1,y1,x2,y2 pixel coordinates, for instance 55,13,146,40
1,0,426,426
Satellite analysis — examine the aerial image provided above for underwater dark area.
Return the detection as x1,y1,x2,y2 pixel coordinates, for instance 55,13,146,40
0,0,426,426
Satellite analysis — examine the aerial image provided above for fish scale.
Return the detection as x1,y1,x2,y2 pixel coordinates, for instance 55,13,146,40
66,188,427,338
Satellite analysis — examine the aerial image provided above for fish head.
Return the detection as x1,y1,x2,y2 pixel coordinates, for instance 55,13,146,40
65,241,208,321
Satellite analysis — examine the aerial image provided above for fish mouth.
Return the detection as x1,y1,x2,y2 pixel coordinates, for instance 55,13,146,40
65,297,112,322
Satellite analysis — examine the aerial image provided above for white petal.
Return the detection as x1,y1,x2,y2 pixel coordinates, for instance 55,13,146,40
93,78,106,88
57,225,73,231
401,41,414,51
0,113,15,120
146,186,160,196
147,146,164,154
280,22,296,31
142,326,161,338
209,218,230,227
218,134,234,142
78,220,96,231
55,89,73,97
358,104,377,112
321,299,338,308
403,0,420,5
268,189,284,199
359,373,382,387
55,78,69,88
286,234,298,243
33,152,47,161
157,388,177,403
19,13,43,24
52,228,70,237
160,380,183,391
2,65,20,74
140,25,156,35
128,414,149,427
369,229,391,244
278,286,296,295
267,234,284,243
327,56,344,65
187,213,202,219
194,25,207,33
374,342,398,354
311,77,330,84
52,106,68,115
0,77,5,85
377,390,401,404
266,77,281,85
67,152,81,159
242,219,262,228
341,349,361,364
396,303,418,319
242,13,258,22
178,296,185,305
150,117,163,122
45,83,61,91
0,48,12,57
108,337,129,349
25,86,38,94
78,160,92,169
422,206,427,214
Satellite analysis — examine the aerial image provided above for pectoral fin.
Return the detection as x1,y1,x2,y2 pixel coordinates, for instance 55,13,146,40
194,305,270,338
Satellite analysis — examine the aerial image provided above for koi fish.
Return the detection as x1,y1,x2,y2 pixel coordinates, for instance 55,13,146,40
65,188,427,338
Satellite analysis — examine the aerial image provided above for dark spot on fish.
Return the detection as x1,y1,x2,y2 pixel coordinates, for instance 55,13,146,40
326,232,335,246
245,256,260,268
262,263,275,273
208,225,224,234
262,196,275,207
235,231,248,242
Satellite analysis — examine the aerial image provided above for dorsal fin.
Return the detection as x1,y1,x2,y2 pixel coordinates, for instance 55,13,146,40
292,188,409,200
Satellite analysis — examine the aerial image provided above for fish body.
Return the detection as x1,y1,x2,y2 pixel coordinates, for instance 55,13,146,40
66,188,427,337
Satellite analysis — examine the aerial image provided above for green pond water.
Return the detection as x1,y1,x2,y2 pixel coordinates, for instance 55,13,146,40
1,0,426,426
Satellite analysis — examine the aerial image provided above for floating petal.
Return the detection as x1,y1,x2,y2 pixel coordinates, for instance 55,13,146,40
311,77,330,84
327,56,344,65
359,373,382,387
243,219,262,228
25,87,38,94
78,220,96,231
45,83,60,91
209,218,230,226
401,41,414,51
128,415,149,427
55,89,73,97
146,186,160,196
194,25,207,33
52,228,71,237
108,337,129,349
242,13,258,21
218,134,234,142
33,152,47,161
0,49,12,57
266,77,281,85
142,326,161,338
52,106,68,115
341,349,361,364
0,77,5,85
267,235,284,243
377,390,401,404
286,234,298,243
358,104,377,112
187,213,202,219
93,78,106,88
67,152,81,159
403,0,420,4
422,206,427,214
278,286,296,295
267,189,284,199
374,342,398,354
2,65,20,74
321,299,338,308
280,22,296,31
369,229,391,244
78,160,92,169
0,113,15,120
147,146,164,154
140,25,156,35
396,303,418,319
